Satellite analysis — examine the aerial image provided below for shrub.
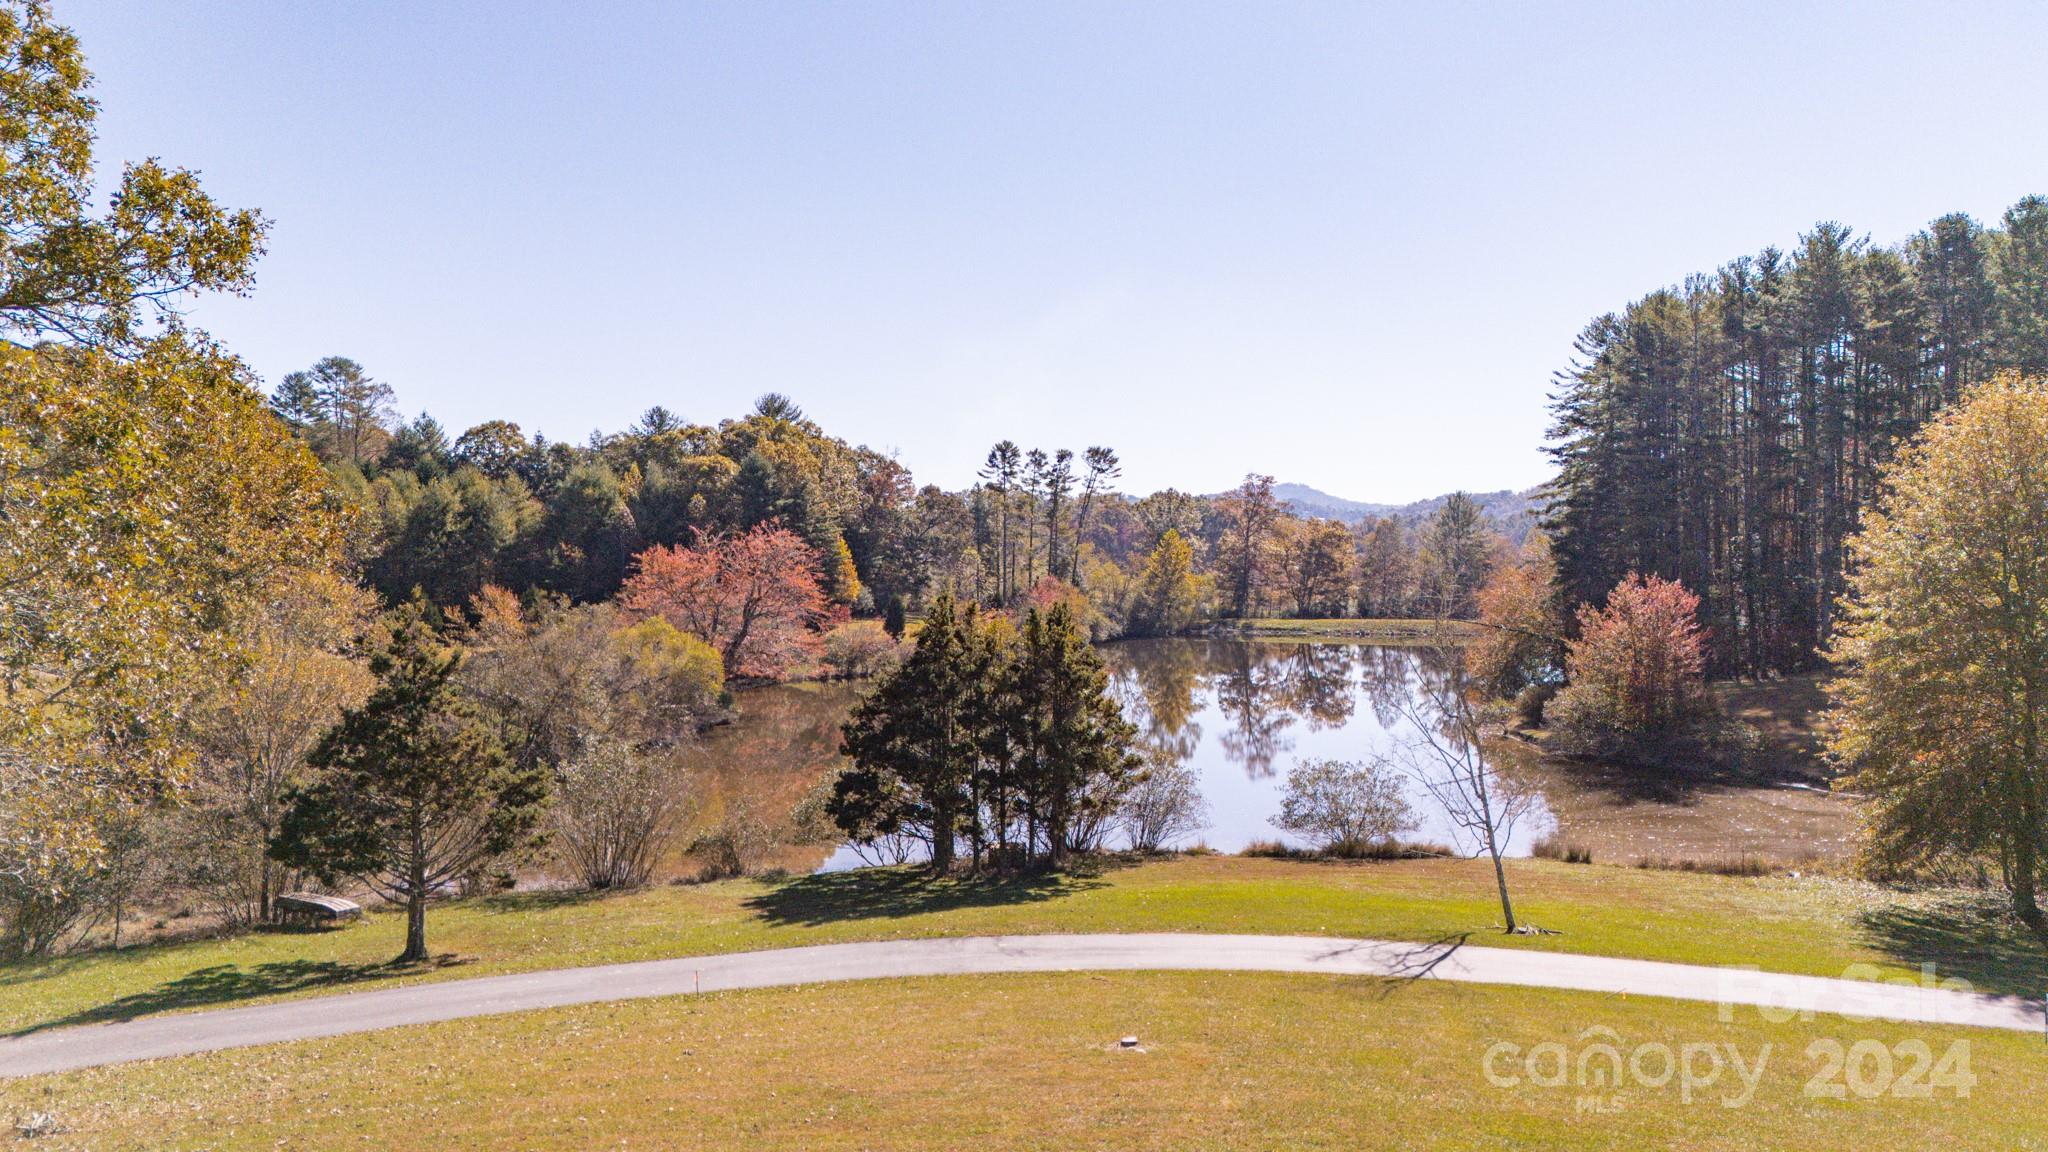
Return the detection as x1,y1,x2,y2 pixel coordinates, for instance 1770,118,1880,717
0,795,158,958
690,799,775,879
1241,838,1312,859
1116,758,1210,852
1633,854,1771,877
1241,836,1449,861
1532,838,1594,865
551,741,694,890
1272,757,1415,854
821,620,902,680
1512,682,1558,728
786,776,842,846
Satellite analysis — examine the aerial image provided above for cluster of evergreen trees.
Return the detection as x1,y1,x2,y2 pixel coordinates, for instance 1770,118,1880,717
1546,196,2048,675
828,596,1141,870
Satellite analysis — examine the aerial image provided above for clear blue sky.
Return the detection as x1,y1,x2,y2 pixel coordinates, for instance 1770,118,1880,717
74,1,2048,501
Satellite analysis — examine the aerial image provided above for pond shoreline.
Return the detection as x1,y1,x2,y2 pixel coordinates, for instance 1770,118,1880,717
1195,618,1480,644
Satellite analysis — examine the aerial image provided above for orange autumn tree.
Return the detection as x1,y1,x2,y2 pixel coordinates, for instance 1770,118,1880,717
620,525,828,680
1549,573,1714,755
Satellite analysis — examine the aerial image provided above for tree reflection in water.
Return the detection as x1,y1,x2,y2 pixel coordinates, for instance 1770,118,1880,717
1105,639,1442,782
1095,639,1554,853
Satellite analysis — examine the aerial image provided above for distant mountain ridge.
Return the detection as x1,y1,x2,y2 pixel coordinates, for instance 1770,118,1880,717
1268,483,1548,542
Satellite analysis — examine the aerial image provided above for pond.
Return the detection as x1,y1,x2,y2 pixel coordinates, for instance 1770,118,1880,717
1100,638,1554,856
699,638,1853,874
810,638,1553,871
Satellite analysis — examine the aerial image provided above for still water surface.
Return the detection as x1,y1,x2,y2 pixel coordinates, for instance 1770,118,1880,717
1101,638,1554,855
809,639,1555,870
688,638,1851,874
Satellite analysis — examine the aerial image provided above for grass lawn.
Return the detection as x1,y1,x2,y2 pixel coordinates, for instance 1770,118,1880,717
2,856,2039,1037
8,971,2044,1150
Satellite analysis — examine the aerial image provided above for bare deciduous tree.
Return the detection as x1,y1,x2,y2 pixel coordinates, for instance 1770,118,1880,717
1395,639,1538,932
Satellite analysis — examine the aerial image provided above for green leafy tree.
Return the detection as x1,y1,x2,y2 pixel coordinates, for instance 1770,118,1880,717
1,337,342,899
451,420,530,479
1068,446,1121,584
1827,374,2048,935
978,442,1023,603
527,459,637,601
272,617,547,963
0,1,266,348
368,468,531,606
0,0,324,905
1545,199,2048,677
383,414,452,479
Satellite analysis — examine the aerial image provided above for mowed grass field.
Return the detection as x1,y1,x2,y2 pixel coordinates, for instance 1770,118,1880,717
3,855,2040,1037
9,971,2045,1151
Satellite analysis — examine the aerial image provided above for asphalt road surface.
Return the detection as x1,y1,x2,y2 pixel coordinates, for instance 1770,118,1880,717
2,932,2039,1077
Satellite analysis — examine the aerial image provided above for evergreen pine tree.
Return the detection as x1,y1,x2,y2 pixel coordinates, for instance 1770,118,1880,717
271,615,547,963
1007,601,1140,866
831,594,980,871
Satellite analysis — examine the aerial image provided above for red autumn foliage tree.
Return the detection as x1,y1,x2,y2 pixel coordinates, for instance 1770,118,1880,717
1553,573,1711,743
620,526,827,680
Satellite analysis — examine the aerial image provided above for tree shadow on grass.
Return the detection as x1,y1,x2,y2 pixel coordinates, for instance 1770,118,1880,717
11,952,473,1037
743,862,1119,928
471,888,616,916
1529,751,1759,807
1857,896,2048,1000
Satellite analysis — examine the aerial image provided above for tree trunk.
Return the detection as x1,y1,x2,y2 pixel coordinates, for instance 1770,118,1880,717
1490,843,1518,934
2011,829,2044,938
401,891,428,964
400,814,430,964
931,792,955,874
1048,791,1068,870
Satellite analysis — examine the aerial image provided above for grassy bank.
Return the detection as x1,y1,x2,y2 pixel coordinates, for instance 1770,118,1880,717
1202,618,1479,642
10,971,2043,1150
2,855,2037,1037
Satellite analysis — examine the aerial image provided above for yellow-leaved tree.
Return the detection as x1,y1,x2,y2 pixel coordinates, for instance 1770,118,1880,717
0,339,343,934
1828,373,2048,938
0,0,339,946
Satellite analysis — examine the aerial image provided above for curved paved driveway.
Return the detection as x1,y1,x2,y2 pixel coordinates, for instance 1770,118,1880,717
2,933,2039,1077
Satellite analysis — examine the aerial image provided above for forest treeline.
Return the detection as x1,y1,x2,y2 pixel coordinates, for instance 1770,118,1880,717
1546,195,2048,675
278,361,1518,658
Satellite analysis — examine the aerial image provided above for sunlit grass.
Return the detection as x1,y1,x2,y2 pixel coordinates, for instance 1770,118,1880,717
1,855,2036,1037
9,971,2043,1150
